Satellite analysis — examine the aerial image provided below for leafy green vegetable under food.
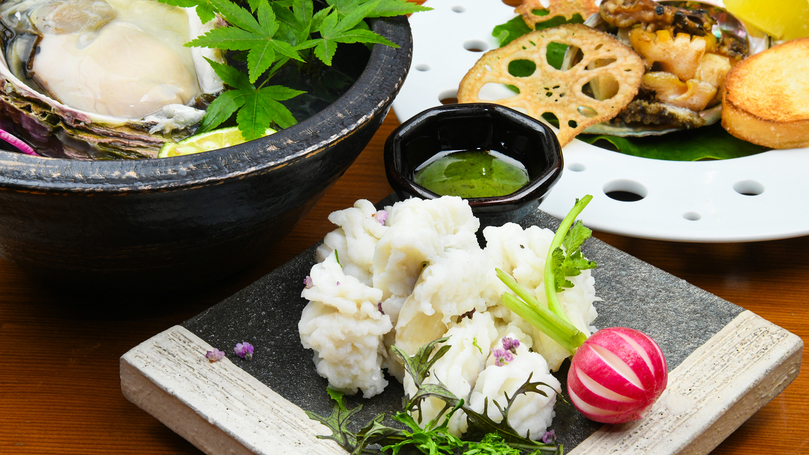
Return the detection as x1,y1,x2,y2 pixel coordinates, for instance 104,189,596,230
578,123,769,161
498,195,595,355
158,0,431,141
306,338,563,454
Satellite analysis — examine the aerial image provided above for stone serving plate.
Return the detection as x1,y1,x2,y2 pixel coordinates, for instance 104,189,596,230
0,16,411,293
121,200,802,455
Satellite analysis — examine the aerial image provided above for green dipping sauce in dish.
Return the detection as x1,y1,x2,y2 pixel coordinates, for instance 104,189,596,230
413,150,530,198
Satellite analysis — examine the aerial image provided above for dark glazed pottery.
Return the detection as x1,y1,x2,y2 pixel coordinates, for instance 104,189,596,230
0,16,412,293
384,103,563,227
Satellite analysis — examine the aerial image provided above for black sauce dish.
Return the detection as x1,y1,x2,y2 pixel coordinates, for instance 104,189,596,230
0,16,411,295
384,103,563,228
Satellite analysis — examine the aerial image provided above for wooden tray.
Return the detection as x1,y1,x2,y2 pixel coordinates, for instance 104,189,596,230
120,208,802,455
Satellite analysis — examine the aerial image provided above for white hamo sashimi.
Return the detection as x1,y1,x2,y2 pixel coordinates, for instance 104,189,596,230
469,334,561,439
298,252,392,399
299,196,602,441
403,312,499,437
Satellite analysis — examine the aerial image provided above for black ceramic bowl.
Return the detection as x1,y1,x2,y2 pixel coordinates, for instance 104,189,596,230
0,16,411,293
385,103,563,227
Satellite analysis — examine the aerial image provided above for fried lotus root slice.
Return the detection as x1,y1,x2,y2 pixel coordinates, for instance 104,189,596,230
517,0,599,29
457,24,644,147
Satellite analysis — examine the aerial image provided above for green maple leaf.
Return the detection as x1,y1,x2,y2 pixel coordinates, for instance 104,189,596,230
200,57,303,140
188,0,304,83
271,0,315,46
156,0,218,23
159,0,431,143
367,0,433,17
307,0,398,65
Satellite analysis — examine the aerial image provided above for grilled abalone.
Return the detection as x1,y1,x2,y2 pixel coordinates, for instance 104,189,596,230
565,0,765,137
0,0,224,158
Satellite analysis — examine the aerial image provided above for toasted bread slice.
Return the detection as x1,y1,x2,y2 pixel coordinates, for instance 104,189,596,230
721,37,809,149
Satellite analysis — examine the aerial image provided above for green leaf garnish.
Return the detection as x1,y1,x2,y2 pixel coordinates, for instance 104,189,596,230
308,337,562,454
304,388,362,450
200,57,303,139
156,0,430,140
498,195,595,355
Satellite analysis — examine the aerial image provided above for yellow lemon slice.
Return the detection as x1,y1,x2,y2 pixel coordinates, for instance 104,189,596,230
158,126,276,158
724,0,809,41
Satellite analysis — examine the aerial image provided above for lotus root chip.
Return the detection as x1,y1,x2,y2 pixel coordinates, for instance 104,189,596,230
457,24,644,147
516,0,599,28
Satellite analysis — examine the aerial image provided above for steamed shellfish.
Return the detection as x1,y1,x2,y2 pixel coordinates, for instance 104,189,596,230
0,0,224,158
566,0,765,137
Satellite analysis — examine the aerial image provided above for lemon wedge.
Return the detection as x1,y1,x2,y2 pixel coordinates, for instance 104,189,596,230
724,0,809,41
158,126,276,158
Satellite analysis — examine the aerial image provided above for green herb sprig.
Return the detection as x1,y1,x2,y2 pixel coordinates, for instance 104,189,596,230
497,195,596,355
306,337,563,454
158,0,431,140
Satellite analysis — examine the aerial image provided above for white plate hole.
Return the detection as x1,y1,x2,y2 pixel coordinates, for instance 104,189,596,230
452,5,466,12
683,212,701,221
568,162,586,172
414,64,430,72
478,82,519,101
733,179,764,196
438,89,458,105
603,179,647,202
464,40,488,52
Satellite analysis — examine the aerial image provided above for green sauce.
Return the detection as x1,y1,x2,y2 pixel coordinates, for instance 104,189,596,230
413,150,530,198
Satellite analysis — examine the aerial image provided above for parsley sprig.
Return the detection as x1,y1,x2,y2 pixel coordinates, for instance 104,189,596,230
497,195,597,354
307,338,563,454
158,0,430,140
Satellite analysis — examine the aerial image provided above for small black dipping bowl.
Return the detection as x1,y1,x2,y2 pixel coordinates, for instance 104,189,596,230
385,103,563,227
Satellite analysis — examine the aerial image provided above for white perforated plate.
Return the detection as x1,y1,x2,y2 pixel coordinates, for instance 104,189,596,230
392,0,809,242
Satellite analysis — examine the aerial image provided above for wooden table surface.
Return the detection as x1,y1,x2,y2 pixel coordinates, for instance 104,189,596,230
1,112,806,454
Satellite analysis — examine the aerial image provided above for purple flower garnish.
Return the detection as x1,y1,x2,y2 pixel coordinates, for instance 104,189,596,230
492,347,513,367
542,429,556,444
205,348,225,362
303,275,314,289
501,336,520,353
234,342,254,360
374,210,388,226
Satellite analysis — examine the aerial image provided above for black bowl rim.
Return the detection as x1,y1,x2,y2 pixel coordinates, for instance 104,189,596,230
0,16,412,193
384,103,564,213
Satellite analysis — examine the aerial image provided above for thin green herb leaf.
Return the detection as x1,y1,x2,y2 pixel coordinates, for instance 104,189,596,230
309,336,562,455
304,389,362,451
391,338,451,388
384,411,465,455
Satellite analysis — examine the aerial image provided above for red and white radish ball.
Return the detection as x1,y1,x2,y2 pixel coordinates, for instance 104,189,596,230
567,327,668,424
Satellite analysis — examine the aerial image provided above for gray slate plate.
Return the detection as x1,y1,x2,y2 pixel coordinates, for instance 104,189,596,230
121,204,802,455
